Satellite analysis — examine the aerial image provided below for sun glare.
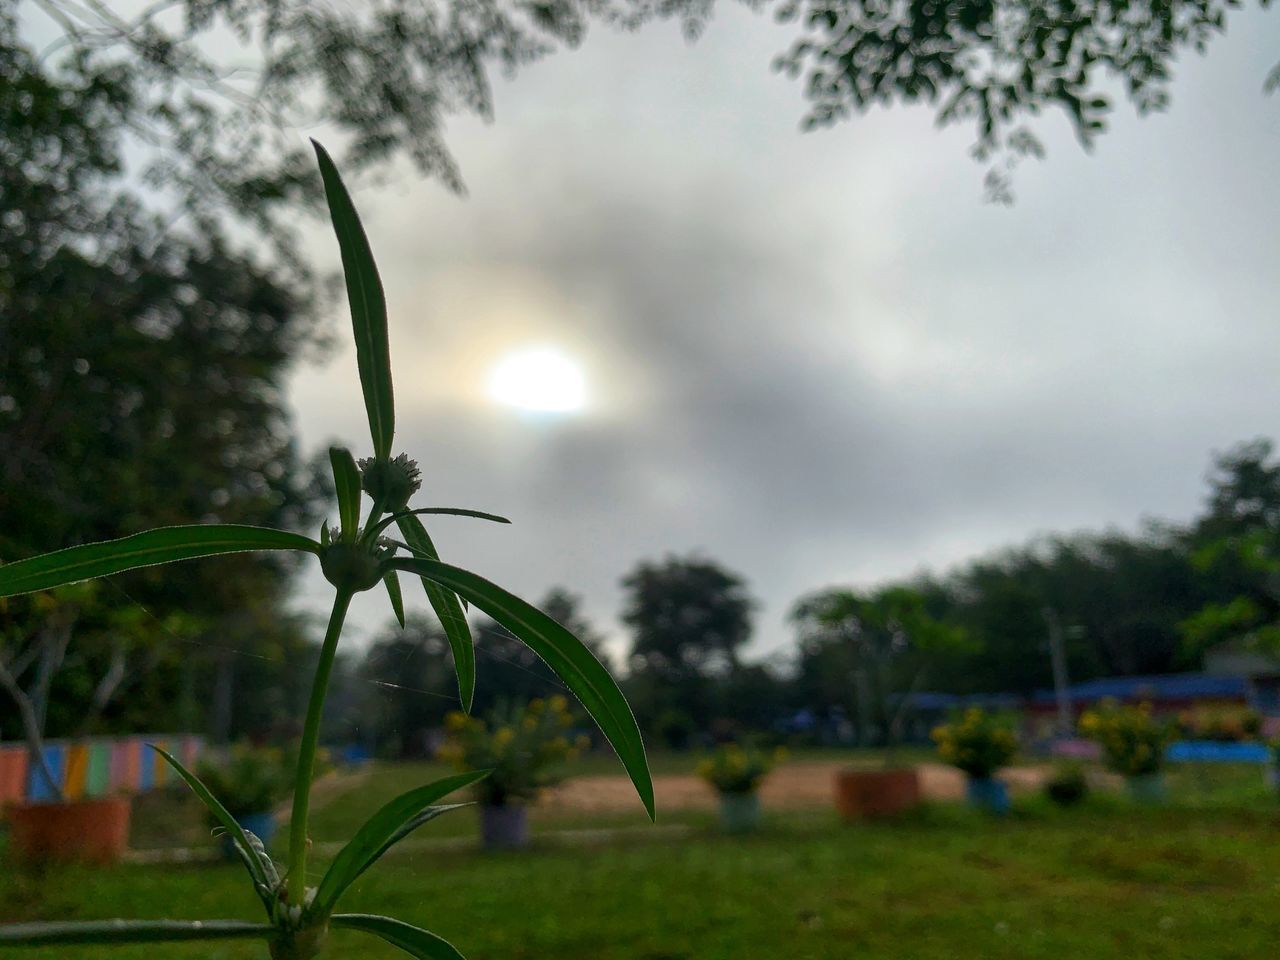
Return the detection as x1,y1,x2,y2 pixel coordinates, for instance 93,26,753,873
488,347,587,413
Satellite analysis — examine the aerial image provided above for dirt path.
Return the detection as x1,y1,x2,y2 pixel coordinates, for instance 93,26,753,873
542,761,1053,812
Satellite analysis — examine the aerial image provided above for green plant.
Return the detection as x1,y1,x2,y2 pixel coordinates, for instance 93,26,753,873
1044,762,1089,806
0,141,653,959
1079,700,1172,777
196,745,294,821
930,708,1019,779
436,697,588,806
1176,704,1263,742
696,744,785,795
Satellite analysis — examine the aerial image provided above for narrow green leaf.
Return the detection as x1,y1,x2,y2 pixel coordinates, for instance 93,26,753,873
397,515,475,712
0,920,272,946
313,772,487,914
331,914,464,960
383,570,406,628
366,507,511,541
373,803,470,861
0,525,320,598
388,558,655,820
329,446,363,541
312,139,395,459
151,746,274,902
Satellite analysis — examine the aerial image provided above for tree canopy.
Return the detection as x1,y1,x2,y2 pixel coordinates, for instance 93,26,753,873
12,0,1272,224
0,14,325,744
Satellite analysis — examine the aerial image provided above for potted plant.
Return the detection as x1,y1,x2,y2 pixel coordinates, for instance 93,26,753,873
1176,704,1262,742
791,586,970,820
1080,699,1173,802
697,744,784,833
436,696,587,850
0,143,654,959
197,745,291,859
931,707,1018,814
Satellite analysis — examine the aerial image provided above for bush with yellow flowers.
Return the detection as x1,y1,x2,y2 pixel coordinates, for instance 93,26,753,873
697,744,787,795
1176,704,1263,743
1079,699,1173,776
436,696,589,806
931,708,1019,779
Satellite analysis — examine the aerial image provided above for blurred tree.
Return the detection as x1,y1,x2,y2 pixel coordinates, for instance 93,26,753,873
928,528,1202,691
790,585,970,748
10,0,1271,222
621,554,756,740
0,14,326,760
472,587,609,714
1180,439,1280,658
354,615,459,758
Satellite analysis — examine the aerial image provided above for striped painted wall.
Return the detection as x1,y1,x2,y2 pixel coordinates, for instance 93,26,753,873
0,736,204,807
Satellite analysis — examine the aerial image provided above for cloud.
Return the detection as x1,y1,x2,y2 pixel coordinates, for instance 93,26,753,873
289,5,1280,661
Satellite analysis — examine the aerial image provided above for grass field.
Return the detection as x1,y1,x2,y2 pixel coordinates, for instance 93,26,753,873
4,756,1280,959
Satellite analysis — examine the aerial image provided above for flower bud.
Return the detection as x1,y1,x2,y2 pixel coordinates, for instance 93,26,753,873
319,541,385,593
359,453,421,511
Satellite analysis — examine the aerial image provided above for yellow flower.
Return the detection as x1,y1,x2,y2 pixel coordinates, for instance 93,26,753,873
493,726,515,749
445,711,470,732
548,694,569,714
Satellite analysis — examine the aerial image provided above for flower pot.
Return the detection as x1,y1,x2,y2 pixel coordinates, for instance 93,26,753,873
479,804,529,850
966,776,1010,815
834,767,921,821
221,810,277,861
718,791,761,833
1127,773,1166,803
7,795,131,866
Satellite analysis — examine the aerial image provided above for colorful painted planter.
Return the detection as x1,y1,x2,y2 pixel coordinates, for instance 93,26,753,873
718,791,762,833
966,776,1011,815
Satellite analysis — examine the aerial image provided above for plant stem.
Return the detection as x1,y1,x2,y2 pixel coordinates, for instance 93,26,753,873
287,589,353,904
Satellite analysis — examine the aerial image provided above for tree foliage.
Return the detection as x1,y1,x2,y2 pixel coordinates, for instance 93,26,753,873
12,0,1272,222
0,13,325,744
791,585,969,745
1180,439,1280,658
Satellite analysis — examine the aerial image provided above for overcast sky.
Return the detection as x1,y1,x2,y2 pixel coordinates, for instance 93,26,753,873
285,7,1280,663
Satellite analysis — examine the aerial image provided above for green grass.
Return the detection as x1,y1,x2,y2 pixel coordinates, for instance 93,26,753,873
5,758,1280,959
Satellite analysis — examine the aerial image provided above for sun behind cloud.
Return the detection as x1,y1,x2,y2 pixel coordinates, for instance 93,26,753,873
487,346,587,413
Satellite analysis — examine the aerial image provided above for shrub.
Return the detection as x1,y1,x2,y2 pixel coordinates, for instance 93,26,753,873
436,697,588,806
1176,704,1263,742
1079,700,1173,776
196,745,292,820
931,708,1019,779
697,744,785,795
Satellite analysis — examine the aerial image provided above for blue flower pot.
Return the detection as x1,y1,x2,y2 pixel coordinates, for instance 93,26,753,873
221,811,276,861
966,776,1010,815
480,804,529,850
718,792,761,834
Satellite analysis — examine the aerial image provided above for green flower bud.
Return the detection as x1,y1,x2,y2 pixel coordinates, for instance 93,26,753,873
359,453,421,511
319,541,386,593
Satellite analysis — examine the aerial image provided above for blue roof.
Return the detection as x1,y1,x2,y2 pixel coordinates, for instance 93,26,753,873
1032,673,1250,704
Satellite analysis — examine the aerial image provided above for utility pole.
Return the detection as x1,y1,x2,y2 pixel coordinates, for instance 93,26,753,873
1042,607,1074,736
